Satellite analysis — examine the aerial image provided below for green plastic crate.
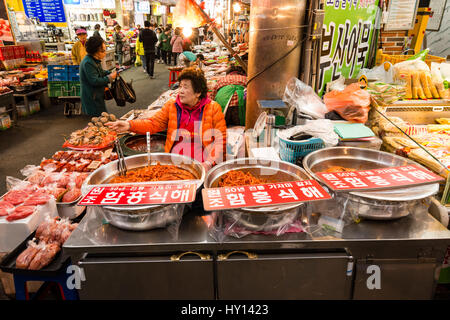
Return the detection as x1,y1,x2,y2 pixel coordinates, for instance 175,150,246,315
67,81,81,97
48,81,69,97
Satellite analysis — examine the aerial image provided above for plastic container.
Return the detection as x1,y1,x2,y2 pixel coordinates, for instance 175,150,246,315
47,65,68,81
16,105,29,117
0,114,11,130
278,136,325,164
377,51,446,69
48,81,69,97
67,65,80,81
67,81,80,96
0,199,58,252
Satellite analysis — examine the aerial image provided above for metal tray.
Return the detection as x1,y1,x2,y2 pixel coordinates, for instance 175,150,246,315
303,147,439,201
0,213,84,276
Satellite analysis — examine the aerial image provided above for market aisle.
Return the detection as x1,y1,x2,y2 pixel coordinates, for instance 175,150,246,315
0,63,170,198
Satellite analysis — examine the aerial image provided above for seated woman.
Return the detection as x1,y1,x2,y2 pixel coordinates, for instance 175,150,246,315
211,65,247,126
107,67,227,171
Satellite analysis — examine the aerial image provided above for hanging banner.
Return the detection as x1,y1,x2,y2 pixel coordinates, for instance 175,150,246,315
318,0,379,95
22,0,66,23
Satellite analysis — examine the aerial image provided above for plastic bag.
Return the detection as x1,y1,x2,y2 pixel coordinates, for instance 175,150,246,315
358,63,394,83
277,119,339,148
111,75,136,107
323,83,371,123
134,55,142,67
205,205,307,241
283,77,328,119
393,58,445,99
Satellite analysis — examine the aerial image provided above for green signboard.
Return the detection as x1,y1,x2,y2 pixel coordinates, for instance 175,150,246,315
319,0,379,95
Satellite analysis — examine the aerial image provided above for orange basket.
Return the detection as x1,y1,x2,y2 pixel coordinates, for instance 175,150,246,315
376,50,446,68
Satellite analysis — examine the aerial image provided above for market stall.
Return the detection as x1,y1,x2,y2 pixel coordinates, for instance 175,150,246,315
0,0,449,302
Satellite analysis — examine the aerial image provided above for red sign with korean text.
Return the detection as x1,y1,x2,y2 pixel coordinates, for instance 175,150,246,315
202,180,332,211
316,164,444,192
78,184,197,206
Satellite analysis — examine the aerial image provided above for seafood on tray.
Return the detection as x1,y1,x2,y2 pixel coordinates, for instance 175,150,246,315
63,125,117,149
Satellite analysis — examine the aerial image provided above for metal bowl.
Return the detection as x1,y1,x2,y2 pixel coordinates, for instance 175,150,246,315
101,204,184,231
302,147,439,201
205,158,310,231
82,153,205,231
119,133,167,156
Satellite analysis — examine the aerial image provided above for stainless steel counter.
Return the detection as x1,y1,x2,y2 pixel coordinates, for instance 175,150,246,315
63,206,450,299
64,206,450,257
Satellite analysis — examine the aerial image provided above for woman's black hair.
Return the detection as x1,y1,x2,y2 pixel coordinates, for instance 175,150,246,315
174,29,181,36
178,67,208,99
196,54,205,61
156,28,162,33
94,24,100,30
85,36,105,55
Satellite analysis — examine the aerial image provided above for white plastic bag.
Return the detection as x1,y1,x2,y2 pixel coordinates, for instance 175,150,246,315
277,119,339,147
282,77,328,119
358,63,393,83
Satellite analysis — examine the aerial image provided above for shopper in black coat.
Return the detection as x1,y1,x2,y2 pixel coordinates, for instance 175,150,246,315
138,21,158,78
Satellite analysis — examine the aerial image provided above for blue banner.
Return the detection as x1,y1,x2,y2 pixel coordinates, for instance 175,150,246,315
23,0,67,23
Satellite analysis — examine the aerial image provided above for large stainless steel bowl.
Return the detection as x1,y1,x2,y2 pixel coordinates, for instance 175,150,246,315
205,158,311,231
82,153,205,231
302,147,439,201
303,147,439,220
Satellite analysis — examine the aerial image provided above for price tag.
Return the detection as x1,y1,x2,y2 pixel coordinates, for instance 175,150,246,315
87,160,102,170
316,164,444,192
202,180,331,211
79,183,197,206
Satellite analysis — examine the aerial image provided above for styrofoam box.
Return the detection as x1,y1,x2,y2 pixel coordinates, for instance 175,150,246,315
0,198,58,252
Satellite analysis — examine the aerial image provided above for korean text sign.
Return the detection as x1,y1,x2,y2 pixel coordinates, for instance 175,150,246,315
319,0,379,95
78,184,197,206
202,180,331,211
316,165,444,192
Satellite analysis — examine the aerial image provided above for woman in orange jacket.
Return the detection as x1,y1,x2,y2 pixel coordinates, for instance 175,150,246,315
106,67,227,171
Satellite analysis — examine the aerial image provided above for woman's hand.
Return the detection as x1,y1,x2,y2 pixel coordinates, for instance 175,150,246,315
105,120,130,133
109,71,118,79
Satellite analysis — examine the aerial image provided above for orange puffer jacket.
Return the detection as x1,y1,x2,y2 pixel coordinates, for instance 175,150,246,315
129,99,227,165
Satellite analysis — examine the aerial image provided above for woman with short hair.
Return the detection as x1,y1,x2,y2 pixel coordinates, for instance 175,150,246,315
79,37,117,116
106,67,227,171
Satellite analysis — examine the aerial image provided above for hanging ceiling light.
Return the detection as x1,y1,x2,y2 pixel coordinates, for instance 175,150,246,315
233,2,241,13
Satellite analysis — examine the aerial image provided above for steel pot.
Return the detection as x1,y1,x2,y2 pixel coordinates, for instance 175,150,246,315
302,147,440,220
82,153,205,231
205,158,311,231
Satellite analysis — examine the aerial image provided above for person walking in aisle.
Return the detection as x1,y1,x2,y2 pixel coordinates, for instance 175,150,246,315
170,28,183,66
139,21,158,78
160,27,172,65
155,27,163,63
135,31,146,72
113,25,124,67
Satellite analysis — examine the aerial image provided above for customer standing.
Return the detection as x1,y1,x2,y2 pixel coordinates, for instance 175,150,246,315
71,28,87,65
135,32,146,72
198,25,205,44
160,27,172,65
113,25,124,67
93,24,102,39
170,28,183,66
80,37,117,116
139,21,158,78
155,27,163,64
